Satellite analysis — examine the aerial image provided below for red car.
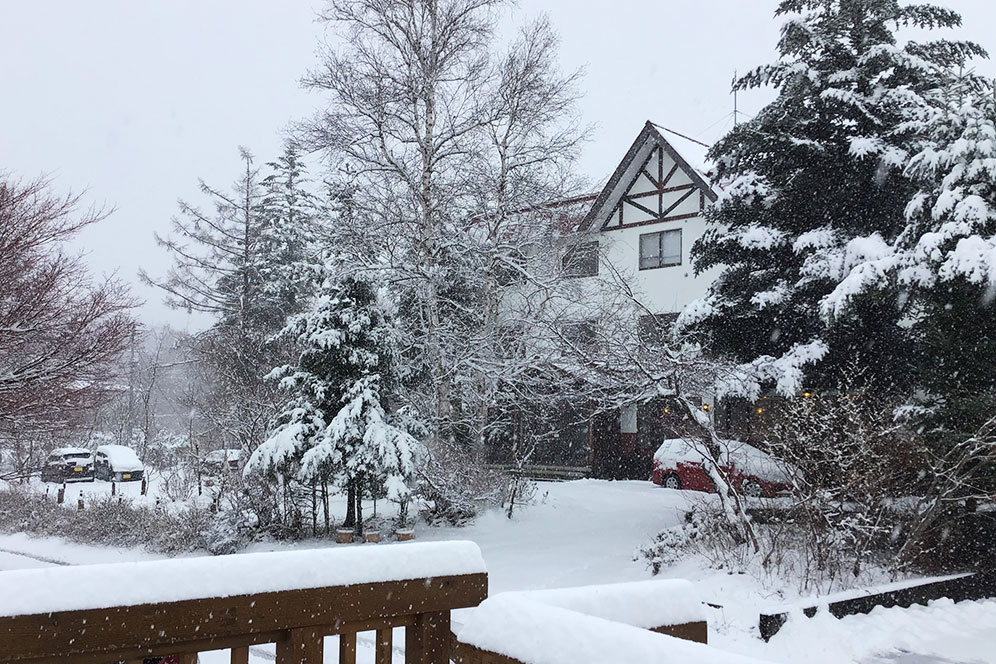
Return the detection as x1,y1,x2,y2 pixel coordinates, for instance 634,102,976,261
651,438,796,498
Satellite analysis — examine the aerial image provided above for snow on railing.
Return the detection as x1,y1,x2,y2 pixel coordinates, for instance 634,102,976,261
503,579,707,631
0,541,488,664
453,580,773,664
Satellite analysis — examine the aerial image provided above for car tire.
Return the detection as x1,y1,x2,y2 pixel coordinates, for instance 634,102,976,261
662,473,682,490
741,479,763,498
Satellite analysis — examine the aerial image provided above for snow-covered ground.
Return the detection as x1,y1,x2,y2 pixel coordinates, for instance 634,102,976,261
1,479,993,664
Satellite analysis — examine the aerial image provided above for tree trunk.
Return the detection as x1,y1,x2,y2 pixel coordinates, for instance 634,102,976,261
344,479,356,528
311,481,318,536
322,479,330,534
354,476,365,536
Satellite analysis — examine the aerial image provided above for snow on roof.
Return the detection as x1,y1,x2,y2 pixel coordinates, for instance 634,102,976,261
0,541,486,618
501,193,599,236
457,593,774,664
50,447,92,457
506,579,706,629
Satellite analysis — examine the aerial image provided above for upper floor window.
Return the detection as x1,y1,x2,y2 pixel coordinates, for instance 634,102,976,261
562,242,598,278
637,312,679,346
639,229,681,270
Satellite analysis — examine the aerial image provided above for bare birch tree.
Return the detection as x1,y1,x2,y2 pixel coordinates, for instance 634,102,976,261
302,1,592,461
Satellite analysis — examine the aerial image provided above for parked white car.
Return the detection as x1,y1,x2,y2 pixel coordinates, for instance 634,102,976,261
94,444,145,482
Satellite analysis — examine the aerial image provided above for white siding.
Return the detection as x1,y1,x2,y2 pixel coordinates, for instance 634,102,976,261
599,213,720,315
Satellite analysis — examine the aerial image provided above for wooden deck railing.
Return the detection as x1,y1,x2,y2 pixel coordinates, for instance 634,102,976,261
451,580,718,664
0,543,488,664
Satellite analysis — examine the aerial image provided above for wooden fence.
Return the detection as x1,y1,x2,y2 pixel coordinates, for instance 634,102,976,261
0,545,725,664
0,545,487,664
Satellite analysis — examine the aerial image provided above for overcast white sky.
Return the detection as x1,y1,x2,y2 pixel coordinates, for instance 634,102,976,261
2,1,994,328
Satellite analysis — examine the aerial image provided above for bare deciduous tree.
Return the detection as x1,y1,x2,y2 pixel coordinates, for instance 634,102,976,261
0,175,136,448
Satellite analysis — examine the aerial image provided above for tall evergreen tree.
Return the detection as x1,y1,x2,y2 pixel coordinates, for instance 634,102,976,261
821,74,996,445
902,82,996,437
681,0,985,398
261,144,320,315
147,148,319,455
246,268,420,535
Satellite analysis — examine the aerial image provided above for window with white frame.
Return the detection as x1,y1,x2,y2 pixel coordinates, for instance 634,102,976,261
639,229,681,270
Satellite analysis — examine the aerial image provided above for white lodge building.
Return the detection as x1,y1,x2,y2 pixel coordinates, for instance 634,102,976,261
576,121,720,314
497,121,727,479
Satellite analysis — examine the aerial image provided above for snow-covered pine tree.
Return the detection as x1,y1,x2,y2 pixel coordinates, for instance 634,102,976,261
682,0,985,398
247,268,421,536
819,75,996,520
260,143,320,319
145,149,316,458
900,81,996,436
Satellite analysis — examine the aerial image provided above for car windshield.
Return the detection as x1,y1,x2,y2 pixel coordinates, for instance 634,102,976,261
63,453,89,461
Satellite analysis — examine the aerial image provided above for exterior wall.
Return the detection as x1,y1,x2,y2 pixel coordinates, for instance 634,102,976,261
597,213,721,316
491,127,725,478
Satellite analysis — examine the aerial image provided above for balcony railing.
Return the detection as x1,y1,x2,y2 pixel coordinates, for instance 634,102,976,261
0,541,751,664
451,579,724,664
0,541,487,664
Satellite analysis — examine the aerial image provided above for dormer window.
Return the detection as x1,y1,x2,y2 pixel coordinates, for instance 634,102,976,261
639,229,681,270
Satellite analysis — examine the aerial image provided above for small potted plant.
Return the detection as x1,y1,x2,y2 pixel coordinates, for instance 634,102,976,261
392,486,415,540
363,526,381,543
335,528,355,544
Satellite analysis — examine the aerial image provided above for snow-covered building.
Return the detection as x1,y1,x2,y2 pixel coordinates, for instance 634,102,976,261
573,120,719,313
493,121,725,479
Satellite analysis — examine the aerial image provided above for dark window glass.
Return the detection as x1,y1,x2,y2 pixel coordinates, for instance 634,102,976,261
495,249,526,286
562,320,597,348
637,313,679,345
562,242,598,278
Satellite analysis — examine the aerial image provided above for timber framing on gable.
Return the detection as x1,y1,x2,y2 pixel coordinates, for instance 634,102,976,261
578,121,718,234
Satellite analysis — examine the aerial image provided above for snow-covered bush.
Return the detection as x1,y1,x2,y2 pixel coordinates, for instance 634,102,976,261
641,507,757,575
0,487,210,555
639,522,695,575
417,442,508,526
201,506,252,555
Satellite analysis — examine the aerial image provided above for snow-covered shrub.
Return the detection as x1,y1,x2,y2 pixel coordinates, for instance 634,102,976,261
639,521,695,575
641,508,756,575
201,507,251,555
417,442,508,526
0,486,210,555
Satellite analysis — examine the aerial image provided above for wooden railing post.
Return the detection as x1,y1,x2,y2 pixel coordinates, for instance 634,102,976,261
230,646,249,664
375,627,393,664
406,611,451,664
276,627,323,664
339,631,357,664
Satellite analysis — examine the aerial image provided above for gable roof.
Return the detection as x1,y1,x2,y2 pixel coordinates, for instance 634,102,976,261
578,121,718,233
